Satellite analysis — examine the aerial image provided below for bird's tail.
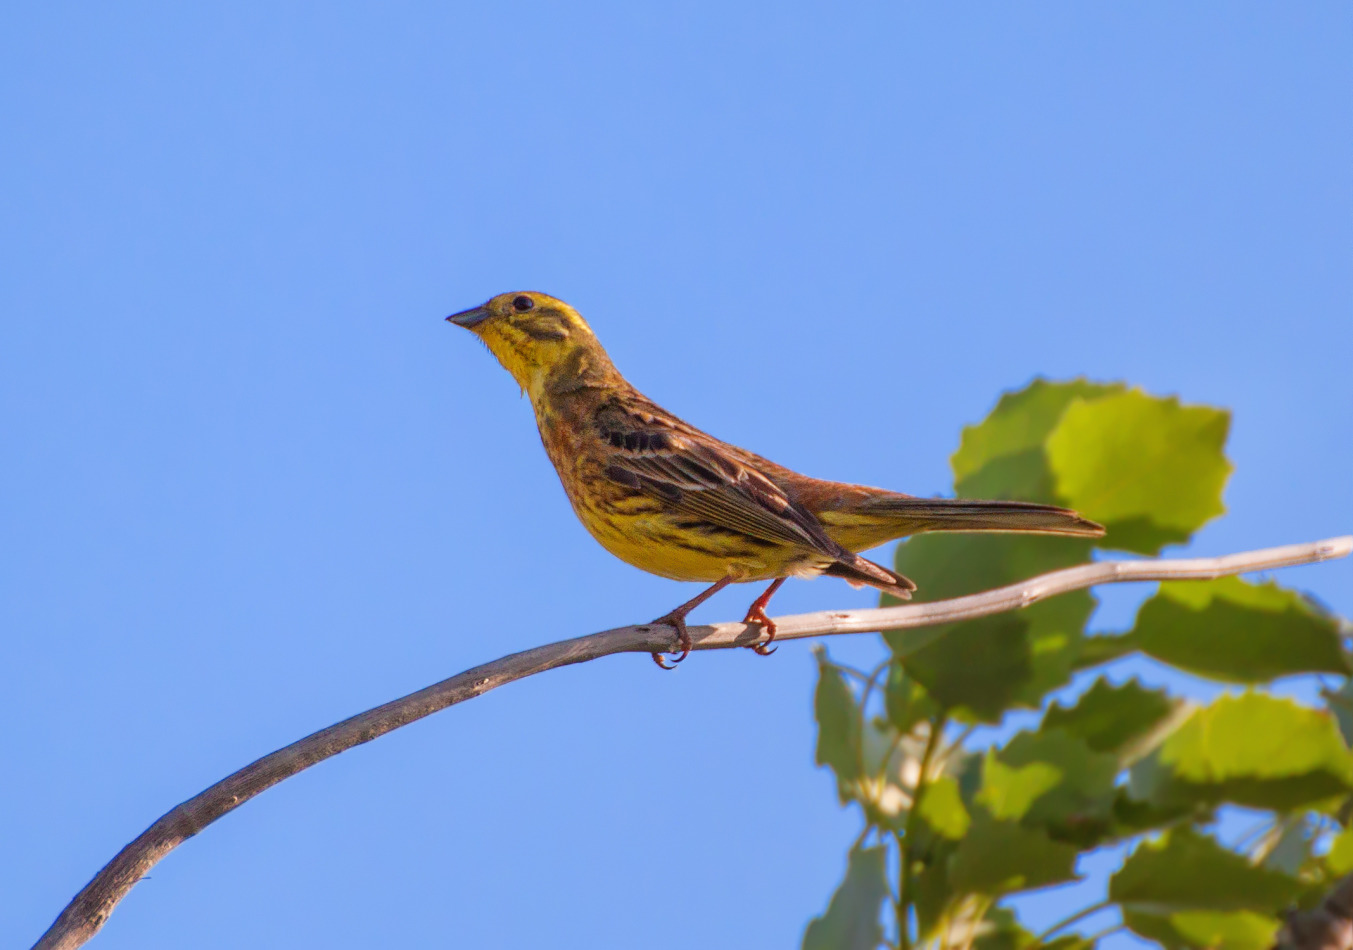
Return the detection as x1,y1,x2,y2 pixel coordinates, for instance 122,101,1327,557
858,495,1105,538
823,555,917,600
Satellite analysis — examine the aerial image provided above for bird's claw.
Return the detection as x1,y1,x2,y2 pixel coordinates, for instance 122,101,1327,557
650,613,692,670
743,604,778,656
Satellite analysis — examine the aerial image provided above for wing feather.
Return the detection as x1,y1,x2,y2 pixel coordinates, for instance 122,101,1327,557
595,402,849,558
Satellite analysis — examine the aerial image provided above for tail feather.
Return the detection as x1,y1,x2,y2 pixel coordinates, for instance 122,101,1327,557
823,555,916,600
859,496,1105,538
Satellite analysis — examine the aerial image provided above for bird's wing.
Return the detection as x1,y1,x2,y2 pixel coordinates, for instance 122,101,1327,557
593,401,849,557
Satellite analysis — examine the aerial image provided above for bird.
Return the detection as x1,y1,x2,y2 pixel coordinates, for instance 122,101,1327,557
446,291,1104,668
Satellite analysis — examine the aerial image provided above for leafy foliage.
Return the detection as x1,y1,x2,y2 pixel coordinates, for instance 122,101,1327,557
1109,827,1304,913
1041,678,1184,764
947,810,1081,897
803,846,891,950
815,647,865,794
801,379,1352,950
1129,693,1353,812
1045,391,1232,555
1127,578,1347,683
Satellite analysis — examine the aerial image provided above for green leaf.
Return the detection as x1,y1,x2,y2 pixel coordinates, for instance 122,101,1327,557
952,377,1125,499
891,530,1097,605
1072,633,1135,671
1110,827,1302,913
1113,832,1291,948
918,774,971,840
802,846,890,950
913,839,957,940
1123,909,1279,950
895,614,1035,723
976,753,1063,822
1129,693,1353,812
1041,938,1094,950
1108,789,1209,839
885,378,1168,719
1045,390,1231,555
1126,577,1348,683
1325,826,1353,875
1042,677,1186,764
885,663,937,735
996,730,1120,841
814,649,863,791
887,539,1095,720
948,809,1080,897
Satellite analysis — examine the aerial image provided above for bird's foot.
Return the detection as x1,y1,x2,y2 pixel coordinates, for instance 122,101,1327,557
741,577,786,657
651,611,693,670
647,577,735,670
743,603,778,656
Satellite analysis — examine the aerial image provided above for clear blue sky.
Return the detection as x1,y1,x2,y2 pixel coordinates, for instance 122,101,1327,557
3,3,1350,948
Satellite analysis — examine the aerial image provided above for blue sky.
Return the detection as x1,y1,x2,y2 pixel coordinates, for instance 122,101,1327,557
3,3,1350,948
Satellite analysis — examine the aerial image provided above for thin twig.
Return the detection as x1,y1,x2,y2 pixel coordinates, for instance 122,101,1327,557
30,535,1352,950
1033,899,1114,943
859,658,893,713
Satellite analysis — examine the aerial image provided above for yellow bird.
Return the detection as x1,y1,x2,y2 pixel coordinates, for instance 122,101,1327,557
447,292,1103,667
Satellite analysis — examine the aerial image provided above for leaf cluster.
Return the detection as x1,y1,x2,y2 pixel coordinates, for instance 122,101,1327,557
803,379,1351,950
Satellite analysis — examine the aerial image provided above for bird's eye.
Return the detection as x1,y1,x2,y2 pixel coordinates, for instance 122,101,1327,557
512,295,535,312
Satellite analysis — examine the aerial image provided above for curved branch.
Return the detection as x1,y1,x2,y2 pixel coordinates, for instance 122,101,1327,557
32,535,1353,950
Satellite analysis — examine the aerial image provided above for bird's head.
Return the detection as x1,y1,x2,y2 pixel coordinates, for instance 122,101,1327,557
446,291,613,399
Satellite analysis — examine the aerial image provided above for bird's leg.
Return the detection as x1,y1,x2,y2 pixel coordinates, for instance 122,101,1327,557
651,576,735,669
742,578,787,656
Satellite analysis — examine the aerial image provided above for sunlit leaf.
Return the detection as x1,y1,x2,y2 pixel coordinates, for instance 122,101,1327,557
918,774,971,840
1123,908,1279,950
802,846,889,950
1325,826,1353,876
976,753,1063,822
1126,577,1348,683
951,377,1125,499
1129,693,1353,812
1046,391,1231,555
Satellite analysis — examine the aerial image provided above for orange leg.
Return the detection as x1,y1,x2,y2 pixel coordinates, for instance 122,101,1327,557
651,576,734,669
742,578,787,656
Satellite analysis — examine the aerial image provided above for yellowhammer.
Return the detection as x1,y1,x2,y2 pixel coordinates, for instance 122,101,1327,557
447,292,1103,668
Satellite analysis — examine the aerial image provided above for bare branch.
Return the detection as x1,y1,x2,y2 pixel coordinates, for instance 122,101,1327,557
31,535,1352,950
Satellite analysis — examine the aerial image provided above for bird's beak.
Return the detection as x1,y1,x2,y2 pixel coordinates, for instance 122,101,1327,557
446,305,491,328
